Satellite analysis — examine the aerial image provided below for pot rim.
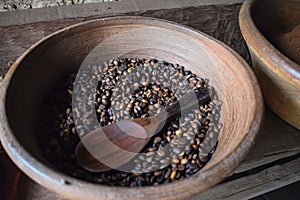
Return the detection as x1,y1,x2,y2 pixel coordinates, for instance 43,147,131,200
0,16,263,200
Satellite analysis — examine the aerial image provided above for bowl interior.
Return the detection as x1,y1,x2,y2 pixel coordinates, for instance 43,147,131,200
251,0,300,64
3,17,260,197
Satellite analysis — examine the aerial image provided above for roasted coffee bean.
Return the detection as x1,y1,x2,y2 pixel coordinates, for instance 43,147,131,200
39,58,221,187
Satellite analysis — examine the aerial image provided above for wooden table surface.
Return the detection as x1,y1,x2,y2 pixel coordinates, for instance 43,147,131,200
0,0,299,199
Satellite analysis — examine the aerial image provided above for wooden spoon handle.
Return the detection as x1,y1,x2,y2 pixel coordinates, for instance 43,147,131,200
167,87,209,113
153,87,210,125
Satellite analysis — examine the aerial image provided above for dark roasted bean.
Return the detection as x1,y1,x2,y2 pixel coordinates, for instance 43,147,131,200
40,58,220,188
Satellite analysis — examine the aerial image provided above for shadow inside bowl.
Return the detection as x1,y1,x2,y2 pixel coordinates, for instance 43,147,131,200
251,0,300,65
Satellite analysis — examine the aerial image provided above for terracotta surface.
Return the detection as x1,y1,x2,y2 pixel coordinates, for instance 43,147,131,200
0,16,263,200
239,0,300,129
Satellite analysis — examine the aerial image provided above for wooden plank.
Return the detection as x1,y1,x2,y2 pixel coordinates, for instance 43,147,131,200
234,106,300,174
0,152,21,200
16,174,65,200
236,149,300,174
192,156,300,200
0,3,248,77
14,153,300,200
260,181,300,200
0,0,244,26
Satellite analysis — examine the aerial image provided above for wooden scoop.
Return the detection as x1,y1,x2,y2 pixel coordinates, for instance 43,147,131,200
75,88,210,172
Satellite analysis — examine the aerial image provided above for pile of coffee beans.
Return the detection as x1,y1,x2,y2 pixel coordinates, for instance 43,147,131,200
38,58,221,187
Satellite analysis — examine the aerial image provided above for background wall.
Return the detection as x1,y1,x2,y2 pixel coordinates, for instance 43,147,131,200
0,0,116,11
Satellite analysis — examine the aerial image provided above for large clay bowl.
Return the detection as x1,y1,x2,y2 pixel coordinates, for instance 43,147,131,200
0,16,263,200
240,0,300,129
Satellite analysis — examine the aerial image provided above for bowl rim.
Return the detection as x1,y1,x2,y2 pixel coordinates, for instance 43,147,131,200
0,16,263,200
239,0,300,87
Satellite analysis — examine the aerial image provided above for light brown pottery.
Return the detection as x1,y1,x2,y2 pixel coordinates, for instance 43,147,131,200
0,16,263,200
240,0,300,129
